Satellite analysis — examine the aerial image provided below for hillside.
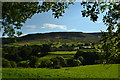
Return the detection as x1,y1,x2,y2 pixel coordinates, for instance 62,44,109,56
2,32,102,44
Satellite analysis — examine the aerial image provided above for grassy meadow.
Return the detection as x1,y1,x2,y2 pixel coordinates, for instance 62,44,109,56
2,64,119,78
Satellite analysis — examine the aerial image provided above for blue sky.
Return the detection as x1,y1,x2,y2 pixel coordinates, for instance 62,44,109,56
21,2,107,36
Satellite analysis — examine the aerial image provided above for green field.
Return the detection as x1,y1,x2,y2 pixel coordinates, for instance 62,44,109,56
48,51,76,59
2,64,119,78
47,50,97,60
37,51,76,64
49,51,77,55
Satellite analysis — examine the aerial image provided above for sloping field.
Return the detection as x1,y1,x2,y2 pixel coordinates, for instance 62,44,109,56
2,64,119,79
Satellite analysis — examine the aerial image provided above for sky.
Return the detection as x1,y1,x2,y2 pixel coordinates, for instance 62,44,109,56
21,2,107,36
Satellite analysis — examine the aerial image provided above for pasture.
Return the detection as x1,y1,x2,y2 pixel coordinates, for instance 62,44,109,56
2,64,119,78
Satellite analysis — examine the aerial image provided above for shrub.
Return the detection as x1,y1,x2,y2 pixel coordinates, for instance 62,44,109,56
18,46,33,60
29,56,39,68
31,45,41,57
10,61,17,68
74,50,99,65
50,58,61,68
17,60,30,68
72,59,82,66
54,65,62,69
2,58,11,68
66,59,74,67
40,44,51,56
114,54,120,63
55,56,67,67
50,56,67,68
39,56,67,68
39,60,53,68
2,46,20,62
77,56,85,64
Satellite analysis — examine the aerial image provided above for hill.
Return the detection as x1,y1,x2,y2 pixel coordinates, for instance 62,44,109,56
2,32,102,44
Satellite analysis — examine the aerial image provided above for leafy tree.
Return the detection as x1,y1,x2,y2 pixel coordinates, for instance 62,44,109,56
39,60,53,68
17,60,30,68
18,45,33,60
29,56,39,68
2,58,11,68
81,2,120,64
40,44,51,56
55,56,67,67
72,59,82,66
74,50,99,65
77,56,85,64
2,46,21,62
50,56,67,68
31,45,41,57
9,61,17,68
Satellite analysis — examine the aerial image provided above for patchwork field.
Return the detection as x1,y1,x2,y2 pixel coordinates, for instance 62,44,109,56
2,64,119,79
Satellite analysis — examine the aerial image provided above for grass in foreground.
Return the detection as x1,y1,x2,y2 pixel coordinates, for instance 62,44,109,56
2,64,119,78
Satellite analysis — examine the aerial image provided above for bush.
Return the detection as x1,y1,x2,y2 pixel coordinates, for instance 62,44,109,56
39,60,53,68
50,56,67,68
40,44,51,56
77,56,85,64
2,46,20,62
18,46,33,60
29,56,39,68
74,50,99,65
55,56,67,67
72,59,82,66
17,60,30,68
66,59,73,67
54,65,62,69
114,54,120,63
39,56,67,68
50,58,61,68
10,61,17,68
2,58,11,68
31,45,41,57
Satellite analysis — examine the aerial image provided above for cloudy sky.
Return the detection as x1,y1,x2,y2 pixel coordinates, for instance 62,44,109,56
21,2,107,36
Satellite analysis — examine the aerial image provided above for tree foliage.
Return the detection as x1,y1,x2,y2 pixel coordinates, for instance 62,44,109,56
29,56,39,68
81,2,120,64
2,58,11,68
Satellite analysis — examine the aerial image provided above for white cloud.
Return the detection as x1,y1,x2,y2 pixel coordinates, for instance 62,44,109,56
42,23,67,30
26,25,37,31
19,34,28,37
67,29,77,31
26,25,37,29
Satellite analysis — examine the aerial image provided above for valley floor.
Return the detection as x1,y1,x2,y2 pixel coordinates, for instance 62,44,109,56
1,64,119,79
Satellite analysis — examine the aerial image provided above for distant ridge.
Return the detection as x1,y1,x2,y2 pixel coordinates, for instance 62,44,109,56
2,32,102,44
